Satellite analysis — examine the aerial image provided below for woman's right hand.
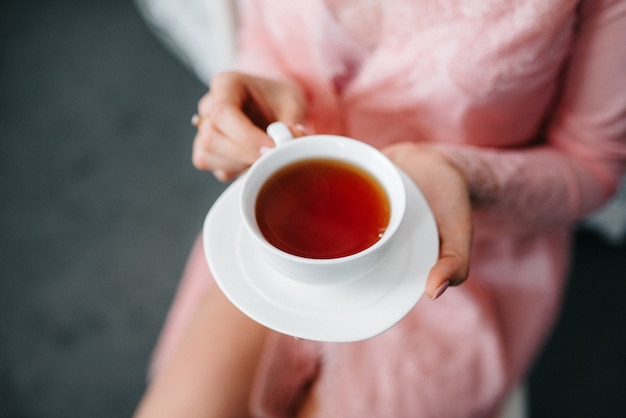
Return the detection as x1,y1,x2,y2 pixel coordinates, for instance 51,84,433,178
192,71,307,181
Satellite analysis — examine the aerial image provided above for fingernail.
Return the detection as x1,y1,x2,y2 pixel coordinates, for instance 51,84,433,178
294,123,310,136
260,146,273,155
213,169,227,181
191,114,200,127
431,280,450,300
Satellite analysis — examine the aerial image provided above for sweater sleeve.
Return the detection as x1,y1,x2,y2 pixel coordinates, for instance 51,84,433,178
438,0,626,234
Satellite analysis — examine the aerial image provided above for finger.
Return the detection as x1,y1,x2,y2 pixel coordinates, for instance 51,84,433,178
209,73,276,140
199,90,276,158
192,125,255,176
198,151,249,182
426,191,472,299
193,149,249,182
425,253,467,300
272,86,307,129
288,122,311,138
211,102,275,155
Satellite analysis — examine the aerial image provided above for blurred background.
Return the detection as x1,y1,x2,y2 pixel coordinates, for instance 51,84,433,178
1,0,624,417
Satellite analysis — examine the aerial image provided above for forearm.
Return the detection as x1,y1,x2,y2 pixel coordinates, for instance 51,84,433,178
435,143,612,234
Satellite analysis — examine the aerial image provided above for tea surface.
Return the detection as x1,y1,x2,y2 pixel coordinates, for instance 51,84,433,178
255,158,390,258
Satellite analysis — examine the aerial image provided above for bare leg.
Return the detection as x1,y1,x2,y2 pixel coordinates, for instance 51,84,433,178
148,236,212,378
135,285,268,418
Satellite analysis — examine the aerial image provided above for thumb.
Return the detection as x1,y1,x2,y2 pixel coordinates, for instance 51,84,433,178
426,253,469,300
426,205,472,300
273,83,307,136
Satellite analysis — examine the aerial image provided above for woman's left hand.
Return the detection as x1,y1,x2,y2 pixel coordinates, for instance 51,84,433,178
383,142,472,299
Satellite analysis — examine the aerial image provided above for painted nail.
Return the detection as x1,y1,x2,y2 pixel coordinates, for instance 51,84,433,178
294,123,311,136
431,280,450,300
213,169,227,181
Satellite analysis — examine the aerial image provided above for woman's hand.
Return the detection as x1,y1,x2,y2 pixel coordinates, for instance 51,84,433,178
192,71,307,181
383,143,472,299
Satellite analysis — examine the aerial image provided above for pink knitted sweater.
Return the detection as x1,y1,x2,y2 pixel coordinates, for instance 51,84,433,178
155,1,626,417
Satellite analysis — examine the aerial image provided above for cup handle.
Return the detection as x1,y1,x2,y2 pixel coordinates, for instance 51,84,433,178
266,122,294,147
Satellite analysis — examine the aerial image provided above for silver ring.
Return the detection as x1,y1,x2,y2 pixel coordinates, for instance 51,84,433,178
191,114,201,127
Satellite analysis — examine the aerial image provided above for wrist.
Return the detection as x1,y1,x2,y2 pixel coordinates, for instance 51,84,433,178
431,143,500,209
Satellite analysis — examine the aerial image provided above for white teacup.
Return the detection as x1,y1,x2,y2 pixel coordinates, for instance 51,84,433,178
240,122,406,285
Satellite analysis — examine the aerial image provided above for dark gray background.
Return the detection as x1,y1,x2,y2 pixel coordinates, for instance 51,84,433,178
1,1,624,417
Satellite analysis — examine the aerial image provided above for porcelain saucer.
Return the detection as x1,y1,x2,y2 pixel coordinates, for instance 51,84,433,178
203,170,438,342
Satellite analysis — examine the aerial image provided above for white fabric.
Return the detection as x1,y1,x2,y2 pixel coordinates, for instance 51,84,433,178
134,0,237,84
500,385,527,418
583,177,626,244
